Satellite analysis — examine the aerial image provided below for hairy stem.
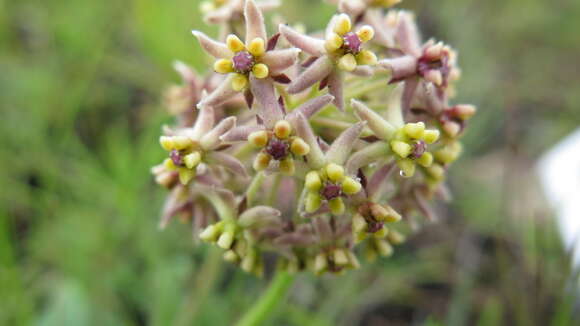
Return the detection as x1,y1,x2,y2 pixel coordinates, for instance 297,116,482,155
236,270,296,326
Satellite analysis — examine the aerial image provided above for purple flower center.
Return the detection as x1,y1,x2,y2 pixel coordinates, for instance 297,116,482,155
367,221,384,233
233,51,254,73
343,32,362,54
410,140,426,159
266,138,289,160
170,149,184,166
322,183,342,200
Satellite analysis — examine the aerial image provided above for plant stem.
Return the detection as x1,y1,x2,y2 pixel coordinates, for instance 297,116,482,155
235,270,296,326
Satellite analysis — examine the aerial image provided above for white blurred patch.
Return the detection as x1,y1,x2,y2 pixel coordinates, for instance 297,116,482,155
537,128,580,267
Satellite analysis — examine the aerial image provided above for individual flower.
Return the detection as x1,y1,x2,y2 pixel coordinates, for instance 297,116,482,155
156,103,247,185
349,98,440,178
308,216,360,275
295,115,366,214
328,0,402,48
221,81,335,174
352,201,401,242
193,0,300,109
378,11,461,109
280,13,378,110
198,187,282,275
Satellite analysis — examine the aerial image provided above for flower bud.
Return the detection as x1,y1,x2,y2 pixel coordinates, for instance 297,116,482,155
178,168,196,184
333,249,349,266
248,38,265,56
305,171,322,191
159,136,174,151
337,53,357,72
253,152,271,171
231,73,248,91
423,129,440,144
356,26,374,42
217,230,235,249
325,33,343,52
397,159,416,178
252,63,269,79
329,197,345,215
326,163,345,182
248,130,269,147
226,34,245,52
290,138,310,156
279,157,295,175
183,152,202,169
333,14,351,35
403,122,426,139
387,230,405,245
376,239,394,257
416,151,433,167
214,59,234,74
356,50,377,66
274,120,292,139
305,192,322,213
341,176,361,195
391,140,412,158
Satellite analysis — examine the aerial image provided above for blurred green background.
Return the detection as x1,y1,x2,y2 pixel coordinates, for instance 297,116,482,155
2,0,580,325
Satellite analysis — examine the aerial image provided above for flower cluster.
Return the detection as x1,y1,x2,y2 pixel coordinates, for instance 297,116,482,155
153,0,476,276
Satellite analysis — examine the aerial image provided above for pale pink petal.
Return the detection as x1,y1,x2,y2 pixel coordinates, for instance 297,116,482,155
200,116,236,150
189,98,215,140
279,24,326,56
286,94,334,123
351,65,374,77
325,121,365,166
260,48,301,74
365,162,396,199
401,77,419,112
191,30,233,58
351,99,396,140
327,69,344,111
250,75,282,128
379,56,418,82
288,56,334,94
363,9,394,47
197,74,238,109
204,151,249,178
220,125,264,143
245,0,267,42
395,11,422,56
238,206,282,228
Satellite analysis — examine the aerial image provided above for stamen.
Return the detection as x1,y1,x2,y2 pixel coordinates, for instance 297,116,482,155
266,138,290,160
322,183,342,200
170,149,184,166
233,51,254,73
342,32,362,54
410,140,426,159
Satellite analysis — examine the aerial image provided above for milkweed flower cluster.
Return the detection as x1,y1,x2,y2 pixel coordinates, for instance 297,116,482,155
153,0,476,276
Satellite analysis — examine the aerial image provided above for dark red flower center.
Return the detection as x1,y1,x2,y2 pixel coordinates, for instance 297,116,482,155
342,32,362,54
233,51,254,73
410,140,426,159
170,149,184,166
266,138,289,160
367,221,384,233
322,183,342,200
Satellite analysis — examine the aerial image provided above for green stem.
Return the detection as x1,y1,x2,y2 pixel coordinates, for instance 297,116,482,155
235,270,296,326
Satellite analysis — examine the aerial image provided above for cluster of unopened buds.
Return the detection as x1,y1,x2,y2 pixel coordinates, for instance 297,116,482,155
153,0,476,276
